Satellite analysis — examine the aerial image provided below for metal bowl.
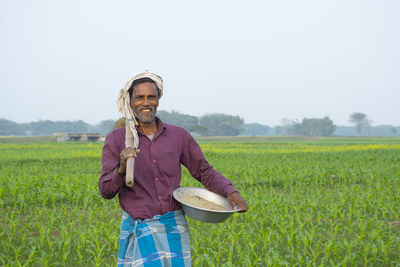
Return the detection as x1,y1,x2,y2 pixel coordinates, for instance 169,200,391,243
173,187,240,223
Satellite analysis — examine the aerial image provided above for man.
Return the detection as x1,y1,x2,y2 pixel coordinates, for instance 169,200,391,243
99,71,248,267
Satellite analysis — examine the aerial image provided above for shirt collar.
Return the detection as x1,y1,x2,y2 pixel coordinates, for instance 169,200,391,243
136,117,167,138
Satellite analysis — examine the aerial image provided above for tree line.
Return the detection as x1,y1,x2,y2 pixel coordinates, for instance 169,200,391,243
277,116,336,136
1,112,399,137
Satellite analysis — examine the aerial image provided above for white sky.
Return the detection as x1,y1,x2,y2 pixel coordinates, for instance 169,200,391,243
1,0,399,126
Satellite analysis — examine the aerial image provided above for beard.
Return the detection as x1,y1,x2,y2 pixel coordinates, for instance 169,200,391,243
133,106,157,124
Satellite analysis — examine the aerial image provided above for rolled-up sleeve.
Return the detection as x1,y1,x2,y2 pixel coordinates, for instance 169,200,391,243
180,132,237,197
98,133,124,199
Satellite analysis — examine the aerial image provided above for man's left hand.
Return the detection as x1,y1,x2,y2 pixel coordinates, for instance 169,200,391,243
227,192,248,212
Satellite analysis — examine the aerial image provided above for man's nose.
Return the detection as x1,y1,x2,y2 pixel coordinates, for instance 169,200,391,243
143,97,150,105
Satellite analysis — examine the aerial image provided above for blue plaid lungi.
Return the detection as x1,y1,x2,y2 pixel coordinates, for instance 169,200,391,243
118,209,191,267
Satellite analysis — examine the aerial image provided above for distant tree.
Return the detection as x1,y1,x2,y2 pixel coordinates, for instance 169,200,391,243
0,118,25,135
279,117,335,136
62,120,91,133
349,112,371,136
332,126,357,136
95,119,116,135
299,116,336,136
29,120,91,135
157,110,199,131
241,123,270,136
274,126,283,136
200,113,244,136
190,125,208,136
280,119,299,136
29,120,56,135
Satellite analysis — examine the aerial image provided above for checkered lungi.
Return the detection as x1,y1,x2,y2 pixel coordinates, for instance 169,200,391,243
117,209,191,267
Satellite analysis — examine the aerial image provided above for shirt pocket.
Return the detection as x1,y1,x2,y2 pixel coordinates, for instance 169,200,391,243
158,151,180,177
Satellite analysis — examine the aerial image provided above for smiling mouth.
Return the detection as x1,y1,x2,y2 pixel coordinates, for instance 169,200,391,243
140,108,152,113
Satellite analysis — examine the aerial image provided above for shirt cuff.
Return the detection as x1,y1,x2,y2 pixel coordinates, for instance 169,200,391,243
224,186,238,197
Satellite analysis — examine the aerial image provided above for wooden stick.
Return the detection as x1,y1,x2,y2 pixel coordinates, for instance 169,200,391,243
125,122,135,187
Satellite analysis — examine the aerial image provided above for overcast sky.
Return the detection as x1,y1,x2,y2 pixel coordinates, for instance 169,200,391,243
1,0,399,126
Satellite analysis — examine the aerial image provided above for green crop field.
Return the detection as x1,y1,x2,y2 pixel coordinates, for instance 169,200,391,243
1,137,399,266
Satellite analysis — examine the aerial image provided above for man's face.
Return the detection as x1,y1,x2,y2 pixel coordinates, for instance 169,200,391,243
130,81,159,124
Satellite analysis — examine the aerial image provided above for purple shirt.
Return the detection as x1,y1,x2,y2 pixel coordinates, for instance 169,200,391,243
98,118,237,220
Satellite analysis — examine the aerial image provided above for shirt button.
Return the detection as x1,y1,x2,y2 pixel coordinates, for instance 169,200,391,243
152,159,156,163
158,196,162,200
155,177,159,181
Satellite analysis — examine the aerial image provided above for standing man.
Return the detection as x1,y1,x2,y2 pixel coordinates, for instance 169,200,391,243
99,71,248,267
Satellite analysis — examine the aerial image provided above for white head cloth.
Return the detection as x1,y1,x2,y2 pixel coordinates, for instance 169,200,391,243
116,71,163,149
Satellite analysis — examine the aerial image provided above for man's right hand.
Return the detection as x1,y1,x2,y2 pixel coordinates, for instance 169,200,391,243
117,147,140,176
